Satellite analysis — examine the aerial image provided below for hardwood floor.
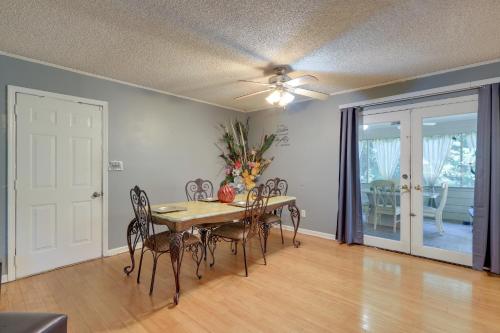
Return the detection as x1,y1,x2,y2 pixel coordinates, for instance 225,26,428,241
1,229,500,332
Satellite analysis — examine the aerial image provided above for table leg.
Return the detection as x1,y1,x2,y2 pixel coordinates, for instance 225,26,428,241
288,204,301,248
169,231,188,305
198,228,208,261
124,218,141,275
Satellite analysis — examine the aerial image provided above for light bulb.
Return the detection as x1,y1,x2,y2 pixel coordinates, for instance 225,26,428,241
278,91,295,106
266,90,281,105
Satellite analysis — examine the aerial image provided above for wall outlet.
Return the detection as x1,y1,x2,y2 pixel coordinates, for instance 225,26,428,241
301,209,306,218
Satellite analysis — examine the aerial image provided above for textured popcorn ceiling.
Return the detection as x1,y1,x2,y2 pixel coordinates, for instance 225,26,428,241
1,0,500,111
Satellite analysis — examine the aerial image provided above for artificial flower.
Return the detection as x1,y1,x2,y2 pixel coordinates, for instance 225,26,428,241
242,169,256,190
218,119,275,191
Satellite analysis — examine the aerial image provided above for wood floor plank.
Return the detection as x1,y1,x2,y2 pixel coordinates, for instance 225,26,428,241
1,229,499,332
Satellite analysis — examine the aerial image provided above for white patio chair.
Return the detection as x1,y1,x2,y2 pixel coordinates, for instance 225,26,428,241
423,183,449,234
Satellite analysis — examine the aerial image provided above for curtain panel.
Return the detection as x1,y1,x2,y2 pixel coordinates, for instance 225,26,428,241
473,84,500,274
372,138,400,180
336,107,363,244
423,135,453,187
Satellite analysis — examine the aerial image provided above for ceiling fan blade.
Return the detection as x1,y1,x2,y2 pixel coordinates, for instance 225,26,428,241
238,80,272,86
291,87,329,100
234,89,273,100
285,75,318,87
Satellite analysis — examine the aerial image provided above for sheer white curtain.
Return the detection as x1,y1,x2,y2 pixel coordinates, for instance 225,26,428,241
466,132,477,152
423,135,452,186
372,139,400,179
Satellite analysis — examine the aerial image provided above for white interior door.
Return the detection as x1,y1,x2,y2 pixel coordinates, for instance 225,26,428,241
410,99,477,266
359,110,411,253
15,93,103,278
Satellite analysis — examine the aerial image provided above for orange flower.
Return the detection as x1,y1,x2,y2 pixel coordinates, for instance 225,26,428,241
242,169,256,190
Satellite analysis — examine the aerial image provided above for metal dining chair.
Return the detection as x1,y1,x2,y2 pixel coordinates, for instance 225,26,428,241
208,184,269,277
259,177,288,252
185,178,234,260
130,185,203,295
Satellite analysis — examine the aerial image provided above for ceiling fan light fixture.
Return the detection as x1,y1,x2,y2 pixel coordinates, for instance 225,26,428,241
278,91,295,106
265,90,282,105
266,89,295,107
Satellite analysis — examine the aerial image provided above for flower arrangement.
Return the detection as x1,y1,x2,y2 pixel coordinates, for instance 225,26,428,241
217,119,275,192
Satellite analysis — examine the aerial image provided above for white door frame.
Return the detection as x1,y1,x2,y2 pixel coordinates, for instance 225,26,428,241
361,110,412,253
7,86,109,282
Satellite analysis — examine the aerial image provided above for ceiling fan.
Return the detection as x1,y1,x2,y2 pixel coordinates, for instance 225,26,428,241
235,66,329,107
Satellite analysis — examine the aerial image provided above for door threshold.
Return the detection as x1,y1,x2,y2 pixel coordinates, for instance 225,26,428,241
363,244,472,269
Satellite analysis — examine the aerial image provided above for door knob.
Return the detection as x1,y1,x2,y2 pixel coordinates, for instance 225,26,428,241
414,185,422,191
91,191,102,198
401,184,410,193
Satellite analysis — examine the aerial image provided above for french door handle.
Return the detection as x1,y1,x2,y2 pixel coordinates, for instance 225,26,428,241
401,184,410,193
414,185,422,191
410,213,417,217
91,191,103,198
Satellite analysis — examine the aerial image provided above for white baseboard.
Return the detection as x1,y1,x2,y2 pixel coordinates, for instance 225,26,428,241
1,274,7,283
279,225,336,240
106,242,142,257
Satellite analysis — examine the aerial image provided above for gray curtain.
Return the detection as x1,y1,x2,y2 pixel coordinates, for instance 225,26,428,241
473,84,500,274
336,107,363,244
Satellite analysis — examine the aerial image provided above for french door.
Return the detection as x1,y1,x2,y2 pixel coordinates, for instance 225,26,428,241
359,110,411,253
359,96,477,266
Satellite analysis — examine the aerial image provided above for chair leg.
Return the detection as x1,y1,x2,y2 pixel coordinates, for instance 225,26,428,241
149,255,158,295
261,223,270,253
258,231,267,265
208,236,217,268
436,214,444,234
242,241,248,277
231,241,238,255
191,242,203,279
199,228,208,261
137,248,145,284
279,221,284,244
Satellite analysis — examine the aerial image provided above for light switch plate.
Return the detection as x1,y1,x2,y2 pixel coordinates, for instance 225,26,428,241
109,160,124,171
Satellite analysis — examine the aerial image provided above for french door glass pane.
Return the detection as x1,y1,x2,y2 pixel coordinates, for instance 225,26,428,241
421,113,477,253
359,121,401,241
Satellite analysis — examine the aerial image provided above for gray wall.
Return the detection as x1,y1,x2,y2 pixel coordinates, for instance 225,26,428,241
3,53,500,276
0,54,240,275
249,61,500,235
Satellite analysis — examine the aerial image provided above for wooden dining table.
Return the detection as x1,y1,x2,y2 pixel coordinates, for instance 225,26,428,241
123,195,301,305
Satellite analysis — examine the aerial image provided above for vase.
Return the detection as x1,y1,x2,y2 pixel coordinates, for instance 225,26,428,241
218,184,236,203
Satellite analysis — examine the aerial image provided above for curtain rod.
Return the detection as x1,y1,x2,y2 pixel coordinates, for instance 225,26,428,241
361,86,479,109
339,77,500,110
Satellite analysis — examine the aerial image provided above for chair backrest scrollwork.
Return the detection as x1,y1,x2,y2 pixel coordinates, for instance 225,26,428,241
265,177,288,217
243,184,270,239
265,177,288,197
185,178,214,201
130,185,156,248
